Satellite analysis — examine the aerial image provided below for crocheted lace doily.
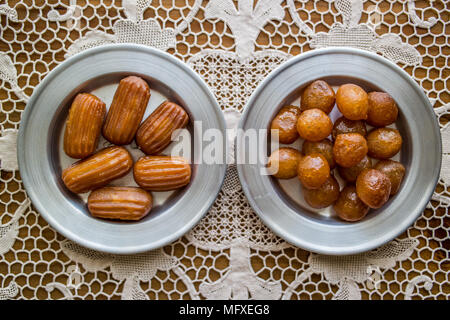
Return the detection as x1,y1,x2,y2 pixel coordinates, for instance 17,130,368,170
0,0,448,300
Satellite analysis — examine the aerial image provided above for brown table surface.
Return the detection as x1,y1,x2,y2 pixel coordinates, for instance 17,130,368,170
0,0,448,299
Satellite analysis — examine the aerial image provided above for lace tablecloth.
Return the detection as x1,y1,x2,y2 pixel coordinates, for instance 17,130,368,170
0,0,448,300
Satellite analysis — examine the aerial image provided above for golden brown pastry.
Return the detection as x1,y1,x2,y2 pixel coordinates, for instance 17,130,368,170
301,80,335,114
62,146,133,194
136,101,189,155
367,128,402,159
373,160,405,195
63,93,106,159
332,116,367,140
356,169,391,209
134,155,191,191
336,84,369,120
88,187,152,221
267,147,302,179
333,133,368,168
296,108,333,142
303,175,340,209
270,105,302,144
367,92,398,127
333,185,370,222
302,139,335,169
103,76,150,145
297,153,330,189
337,155,372,182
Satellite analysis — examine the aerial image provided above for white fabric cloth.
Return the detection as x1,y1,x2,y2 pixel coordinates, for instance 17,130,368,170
0,0,447,300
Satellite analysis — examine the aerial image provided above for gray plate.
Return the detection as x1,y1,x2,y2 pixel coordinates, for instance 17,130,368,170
237,47,441,255
18,44,227,254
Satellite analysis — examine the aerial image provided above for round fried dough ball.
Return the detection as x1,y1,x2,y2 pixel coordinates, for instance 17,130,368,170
296,108,333,142
333,133,368,168
374,160,405,195
367,92,398,127
367,128,402,159
302,139,336,169
356,169,391,209
333,185,370,222
338,155,372,182
301,80,335,114
332,116,367,140
303,175,340,209
267,147,302,179
297,153,330,189
336,84,369,120
270,105,302,144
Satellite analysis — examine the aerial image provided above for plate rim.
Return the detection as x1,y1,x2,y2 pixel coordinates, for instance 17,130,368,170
237,47,442,255
17,43,228,254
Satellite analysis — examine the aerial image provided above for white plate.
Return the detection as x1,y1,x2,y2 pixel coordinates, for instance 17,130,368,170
18,44,227,254
237,47,441,255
